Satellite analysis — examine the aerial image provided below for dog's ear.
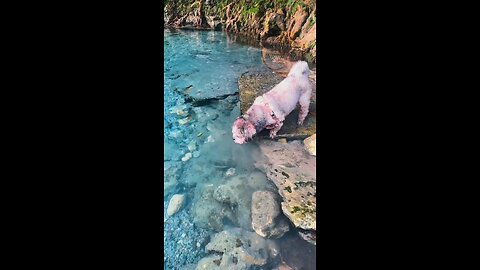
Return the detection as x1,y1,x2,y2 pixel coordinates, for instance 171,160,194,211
244,121,257,138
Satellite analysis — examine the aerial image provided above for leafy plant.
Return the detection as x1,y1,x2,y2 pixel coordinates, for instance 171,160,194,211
306,14,316,31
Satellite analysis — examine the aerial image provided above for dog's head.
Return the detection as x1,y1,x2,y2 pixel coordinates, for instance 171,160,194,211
288,61,310,79
232,116,257,144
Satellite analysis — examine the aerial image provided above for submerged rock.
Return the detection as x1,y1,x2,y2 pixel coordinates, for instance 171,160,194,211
206,15,222,30
212,175,254,230
169,104,189,116
225,168,236,177
167,194,186,216
182,152,193,162
188,140,197,151
205,135,215,143
192,172,270,232
254,140,316,245
164,161,181,196
192,184,236,232
179,116,192,125
198,227,280,270
251,191,290,239
196,254,223,270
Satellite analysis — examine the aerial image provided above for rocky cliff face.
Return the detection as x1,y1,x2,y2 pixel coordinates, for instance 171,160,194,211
164,0,316,64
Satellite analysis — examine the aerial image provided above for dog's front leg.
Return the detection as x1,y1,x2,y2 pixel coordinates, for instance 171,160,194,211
269,121,283,139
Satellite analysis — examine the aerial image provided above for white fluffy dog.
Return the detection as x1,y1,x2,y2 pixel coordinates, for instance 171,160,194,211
232,61,312,144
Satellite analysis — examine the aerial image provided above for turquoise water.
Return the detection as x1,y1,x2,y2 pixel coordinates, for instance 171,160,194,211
163,29,315,270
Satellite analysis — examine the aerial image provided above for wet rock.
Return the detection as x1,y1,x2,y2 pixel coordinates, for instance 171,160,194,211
205,230,240,253
303,133,316,156
238,70,316,140
179,116,192,125
188,140,197,151
251,191,290,238
246,171,269,190
193,106,219,122
206,15,222,30
275,9,286,31
254,140,316,245
297,229,316,246
182,152,193,162
225,168,236,177
181,81,239,105
193,151,200,158
274,262,294,270
206,135,215,143
277,231,316,269
196,254,222,270
199,227,280,270
169,104,189,116
168,130,182,139
287,6,308,40
192,184,236,232
260,48,295,78
167,194,186,216
211,175,254,230
213,184,234,204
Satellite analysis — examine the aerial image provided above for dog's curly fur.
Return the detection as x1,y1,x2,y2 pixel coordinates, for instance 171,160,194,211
232,61,312,144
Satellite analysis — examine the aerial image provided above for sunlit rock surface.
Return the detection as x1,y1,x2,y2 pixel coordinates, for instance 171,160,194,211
303,133,316,156
254,140,316,245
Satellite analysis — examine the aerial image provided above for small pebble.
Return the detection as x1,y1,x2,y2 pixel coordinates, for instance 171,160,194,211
178,117,190,125
181,152,192,162
206,135,215,143
225,168,236,177
188,140,197,151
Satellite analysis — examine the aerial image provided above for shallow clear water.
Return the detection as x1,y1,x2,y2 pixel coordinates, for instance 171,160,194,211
164,29,315,270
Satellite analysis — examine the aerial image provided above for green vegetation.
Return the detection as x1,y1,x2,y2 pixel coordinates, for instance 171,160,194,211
306,14,316,31
290,204,315,214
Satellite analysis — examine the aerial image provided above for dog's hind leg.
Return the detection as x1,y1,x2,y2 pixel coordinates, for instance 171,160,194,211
298,88,312,126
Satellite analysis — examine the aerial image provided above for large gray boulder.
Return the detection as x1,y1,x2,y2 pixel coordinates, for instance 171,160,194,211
251,190,290,239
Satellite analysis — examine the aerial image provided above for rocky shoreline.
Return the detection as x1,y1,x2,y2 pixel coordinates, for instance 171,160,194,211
164,0,316,64
164,29,316,269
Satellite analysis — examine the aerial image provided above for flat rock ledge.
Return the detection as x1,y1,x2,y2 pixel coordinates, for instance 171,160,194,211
254,140,316,245
238,70,316,140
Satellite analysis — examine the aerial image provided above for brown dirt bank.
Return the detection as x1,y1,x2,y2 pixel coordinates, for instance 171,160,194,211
164,0,317,65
